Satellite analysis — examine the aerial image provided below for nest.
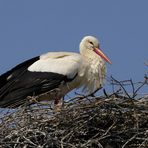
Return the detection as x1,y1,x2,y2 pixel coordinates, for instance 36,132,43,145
0,77,148,148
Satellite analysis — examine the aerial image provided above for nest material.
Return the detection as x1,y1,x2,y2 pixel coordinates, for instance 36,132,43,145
0,94,148,148
0,77,148,148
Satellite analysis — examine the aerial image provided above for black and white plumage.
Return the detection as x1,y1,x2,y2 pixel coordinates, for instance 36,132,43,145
0,36,111,108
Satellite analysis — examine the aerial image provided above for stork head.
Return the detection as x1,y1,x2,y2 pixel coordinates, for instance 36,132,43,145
80,36,112,64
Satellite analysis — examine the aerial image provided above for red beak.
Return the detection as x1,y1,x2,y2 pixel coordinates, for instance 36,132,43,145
93,48,112,64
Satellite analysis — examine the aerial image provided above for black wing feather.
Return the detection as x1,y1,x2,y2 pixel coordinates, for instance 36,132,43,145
0,71,68,108
0,56,39,89
0,56,74,108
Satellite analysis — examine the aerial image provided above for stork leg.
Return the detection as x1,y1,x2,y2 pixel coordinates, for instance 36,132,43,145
54,97,64,111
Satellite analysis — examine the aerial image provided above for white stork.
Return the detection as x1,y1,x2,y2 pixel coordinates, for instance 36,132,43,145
0,36,111,108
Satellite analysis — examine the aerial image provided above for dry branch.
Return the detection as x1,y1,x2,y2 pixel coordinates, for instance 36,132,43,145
0,77,148,148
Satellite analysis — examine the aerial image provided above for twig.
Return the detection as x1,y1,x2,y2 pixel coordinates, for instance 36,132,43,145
14,137,20,148
60,132,73,148
138,137,148,148
122,134,138,148
133,80,147,98
111,76,132,99
98,121,116,140
23,136,37,146
130,79,135,98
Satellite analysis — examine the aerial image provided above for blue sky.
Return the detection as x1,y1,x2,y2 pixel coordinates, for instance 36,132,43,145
0,0,148,94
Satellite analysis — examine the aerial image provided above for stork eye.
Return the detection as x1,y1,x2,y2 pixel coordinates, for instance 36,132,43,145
89,41,94,45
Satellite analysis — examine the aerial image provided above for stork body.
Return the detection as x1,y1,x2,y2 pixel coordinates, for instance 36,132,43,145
0,36,111,108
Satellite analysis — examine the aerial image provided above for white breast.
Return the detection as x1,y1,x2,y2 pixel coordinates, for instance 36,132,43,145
78,56,106,93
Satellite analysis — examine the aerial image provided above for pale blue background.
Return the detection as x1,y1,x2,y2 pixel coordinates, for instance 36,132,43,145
0,0,148,94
